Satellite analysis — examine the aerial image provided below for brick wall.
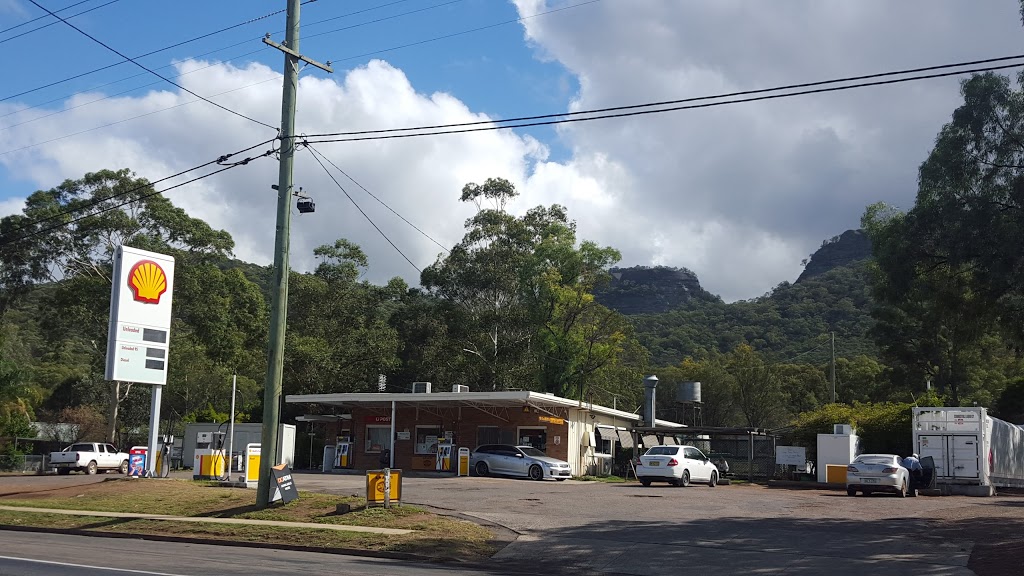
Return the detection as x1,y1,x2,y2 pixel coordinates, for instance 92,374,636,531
340,404,571,471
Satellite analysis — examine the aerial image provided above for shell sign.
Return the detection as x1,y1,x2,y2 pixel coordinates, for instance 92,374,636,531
127,260,168,304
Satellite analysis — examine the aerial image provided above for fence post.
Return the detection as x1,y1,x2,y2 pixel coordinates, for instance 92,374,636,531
748,431,754,483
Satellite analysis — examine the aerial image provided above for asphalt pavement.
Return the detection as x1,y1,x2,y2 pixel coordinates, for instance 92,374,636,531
0,532,522,576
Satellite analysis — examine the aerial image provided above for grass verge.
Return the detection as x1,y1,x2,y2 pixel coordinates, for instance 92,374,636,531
575,475,627,483
0,479,495,561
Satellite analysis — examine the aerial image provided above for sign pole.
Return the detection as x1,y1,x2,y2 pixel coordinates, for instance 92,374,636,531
146,384,162,476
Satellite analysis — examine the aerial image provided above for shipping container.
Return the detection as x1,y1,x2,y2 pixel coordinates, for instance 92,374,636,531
913,407,1024,496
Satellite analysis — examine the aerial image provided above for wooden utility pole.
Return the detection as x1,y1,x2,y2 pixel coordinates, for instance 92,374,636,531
257,0,332,507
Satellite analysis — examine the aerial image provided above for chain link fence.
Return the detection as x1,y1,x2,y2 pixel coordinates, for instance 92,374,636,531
636,430,780,482
0,454,49,474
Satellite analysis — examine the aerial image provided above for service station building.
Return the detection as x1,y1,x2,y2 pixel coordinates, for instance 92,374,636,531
286,388,682,477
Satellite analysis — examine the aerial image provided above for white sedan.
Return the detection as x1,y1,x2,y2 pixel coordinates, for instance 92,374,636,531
635,445,719,487
846,454,911,497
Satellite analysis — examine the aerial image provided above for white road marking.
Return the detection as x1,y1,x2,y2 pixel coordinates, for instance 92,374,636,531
0,555,192,575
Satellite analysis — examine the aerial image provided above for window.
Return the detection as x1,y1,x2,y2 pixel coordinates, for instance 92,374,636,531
685,447,706,460
595,427,614,455
365,426,391,453
645,446,680,456
69,444,94,452
415,425,441,454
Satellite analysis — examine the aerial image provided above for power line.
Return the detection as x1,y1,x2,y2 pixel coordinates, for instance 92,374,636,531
303,142,449,253
0,2,300,103
329,0,602,64
304,0,465,42
0,0,469,138
0,137,277,241
0,0,93,35
2,0,442,111
23,0,277,130
0,0,121,45
306,144,421,273
302,60,1024,144
0,152,272,247
308,54,1024,138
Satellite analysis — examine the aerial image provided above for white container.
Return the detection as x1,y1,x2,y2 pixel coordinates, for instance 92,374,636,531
913,407,1024,495
816,428,859,483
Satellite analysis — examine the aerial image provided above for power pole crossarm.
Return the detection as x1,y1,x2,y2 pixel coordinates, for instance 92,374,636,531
262,36,333,73
256,0,332,508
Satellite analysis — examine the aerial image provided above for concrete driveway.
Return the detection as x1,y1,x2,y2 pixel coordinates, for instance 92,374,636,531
296,472,1024,576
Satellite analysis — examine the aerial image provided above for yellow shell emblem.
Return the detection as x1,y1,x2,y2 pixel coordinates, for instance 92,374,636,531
127,260,167,304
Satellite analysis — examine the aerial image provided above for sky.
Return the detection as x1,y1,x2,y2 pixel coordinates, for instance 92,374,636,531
0,0,1021,302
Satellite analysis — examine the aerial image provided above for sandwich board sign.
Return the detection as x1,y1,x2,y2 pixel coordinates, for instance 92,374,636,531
105,246,175,385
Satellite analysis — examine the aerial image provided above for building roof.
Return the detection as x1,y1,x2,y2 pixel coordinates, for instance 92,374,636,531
285,390,683,428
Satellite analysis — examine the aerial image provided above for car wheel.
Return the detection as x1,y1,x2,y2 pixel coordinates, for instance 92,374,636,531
86,461,98,475
119,460,129,475
708,471,718,487
847,487,857,497
669,478,680,487
475,461,489,477
640,479,652,487
680,469,690,487
898,481,907,498
57,468,70,476
556,478,566,482
529,465,543,481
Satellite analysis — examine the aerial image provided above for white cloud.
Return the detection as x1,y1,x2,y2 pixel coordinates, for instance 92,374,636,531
0,59,538,285
509,0,1023,300
0,196,22,217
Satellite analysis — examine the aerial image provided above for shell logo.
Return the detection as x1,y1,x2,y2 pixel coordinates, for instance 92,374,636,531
127,260,168,304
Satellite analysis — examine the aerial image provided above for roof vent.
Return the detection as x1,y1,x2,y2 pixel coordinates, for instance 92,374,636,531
411,381,432,394
452,385,469,393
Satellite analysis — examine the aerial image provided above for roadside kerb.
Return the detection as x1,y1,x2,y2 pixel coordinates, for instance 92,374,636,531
0,505,412,534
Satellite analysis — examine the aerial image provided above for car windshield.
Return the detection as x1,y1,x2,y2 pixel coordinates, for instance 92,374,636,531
645,446,679,456
518,447,546,457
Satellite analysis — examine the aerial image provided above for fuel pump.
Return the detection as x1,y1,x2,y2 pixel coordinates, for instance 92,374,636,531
193,431,226,480
436,438,453,472
335,436,353,469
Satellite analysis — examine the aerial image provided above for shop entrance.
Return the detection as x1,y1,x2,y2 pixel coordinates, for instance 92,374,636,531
517,427,548,452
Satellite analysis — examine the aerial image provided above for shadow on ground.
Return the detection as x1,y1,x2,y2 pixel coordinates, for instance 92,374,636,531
488,514,1024,576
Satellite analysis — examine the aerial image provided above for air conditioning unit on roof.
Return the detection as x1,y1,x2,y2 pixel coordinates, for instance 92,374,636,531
411,381,432,394
452,385,469,393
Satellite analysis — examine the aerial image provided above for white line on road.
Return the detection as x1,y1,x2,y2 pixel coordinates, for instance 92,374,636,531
0,555,192,575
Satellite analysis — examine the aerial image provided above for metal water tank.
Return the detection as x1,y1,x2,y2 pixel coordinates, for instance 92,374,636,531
677,381,702,403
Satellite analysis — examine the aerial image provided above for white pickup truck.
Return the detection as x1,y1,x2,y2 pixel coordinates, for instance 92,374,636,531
49,442,129,475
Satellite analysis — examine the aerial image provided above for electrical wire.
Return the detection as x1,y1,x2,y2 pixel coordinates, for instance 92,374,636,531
0,137,277,240
306,145,422,273
0,0,93,35
302,60,1024,144
0,0,121,45
22,0,277,130
304,0,465,42
2,0,446,113
329,0,602,64
303,143,449,253
0,157,271,247
0,1,309,103
307,54,1024,138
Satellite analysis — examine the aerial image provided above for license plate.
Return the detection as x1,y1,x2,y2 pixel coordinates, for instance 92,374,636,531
649,461,660,466
862,478,878,483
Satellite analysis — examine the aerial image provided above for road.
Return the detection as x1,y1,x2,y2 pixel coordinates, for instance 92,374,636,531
0,532,522,576
5,473,1024,575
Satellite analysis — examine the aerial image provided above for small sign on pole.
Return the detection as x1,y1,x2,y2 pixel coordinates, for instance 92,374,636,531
366,468,402,507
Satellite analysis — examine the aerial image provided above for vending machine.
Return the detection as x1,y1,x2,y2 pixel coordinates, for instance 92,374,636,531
334,436,353,469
